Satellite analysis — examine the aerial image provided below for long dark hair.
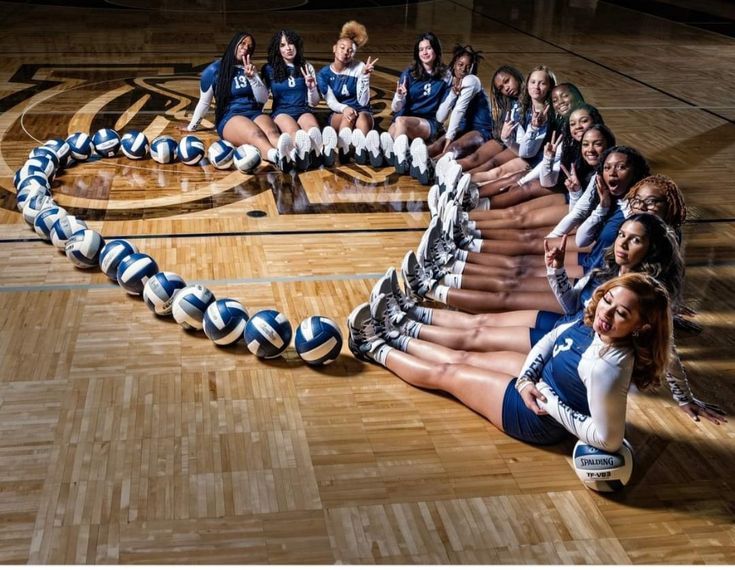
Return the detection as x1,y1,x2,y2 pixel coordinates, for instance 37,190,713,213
265,29,306,85
488,65,524,141
410,32,446,81
214,32,255,127
572,121,615,187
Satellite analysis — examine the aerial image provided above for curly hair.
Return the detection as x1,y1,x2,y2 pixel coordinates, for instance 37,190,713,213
583,273,672,391
518,65,557,127
264,29,306,85
488,65,524,141
215,32,256,128
625,174,687,231
592,213,684,310
339,20,368,50
409,31,447,81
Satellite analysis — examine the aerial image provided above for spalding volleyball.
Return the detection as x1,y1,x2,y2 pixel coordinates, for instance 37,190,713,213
150,135,178,164
572,439,634,493
177,135,206,165
171,284,216,330
67,132,93,161
203,298,249,346
207,140,235,169
244,309,292,358
233,144,261,173
50,215,88,249
91,128,121,157
99,239,139,280
294,316,343,365
116,252,159,295
22,193,55,225
34,205,68,240
64,229,105,269
143,271,187,316
120,130,150,160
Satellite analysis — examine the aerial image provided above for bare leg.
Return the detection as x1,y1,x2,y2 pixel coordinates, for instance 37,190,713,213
405,337,527,376
429,307,541,329
222,115,275,159
473,227,555,241
472,157,530,185
389,116,432,140
465,147,518,174
297,112,320,132
443,288,563,313
490,180,561,210
444,131,485,160
456,274,557,293
427,135,446,158
274,114,300,137
384,349,512,429
470,197,565,221
254,114,282,147
456,139,505,171
354,112,374,134
418,323,533,353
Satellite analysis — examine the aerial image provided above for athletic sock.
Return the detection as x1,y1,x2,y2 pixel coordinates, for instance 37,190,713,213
371,344,394,366
425,284,449,304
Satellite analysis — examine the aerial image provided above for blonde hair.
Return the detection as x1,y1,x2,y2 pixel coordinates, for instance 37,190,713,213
339,20,368,50
583,273,672,391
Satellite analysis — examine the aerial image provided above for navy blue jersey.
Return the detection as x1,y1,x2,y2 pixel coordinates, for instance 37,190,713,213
393,67,450,120
262,62,317,118
316,62,371,113
579,205,625,272
200,60,263,118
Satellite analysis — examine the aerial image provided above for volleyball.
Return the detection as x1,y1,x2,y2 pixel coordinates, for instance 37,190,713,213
33,205,67,240
120,130,150,160
50,215,88,249
64,229,105,269
150,135,178,164
21,156,55,180
244,309,292,358
29,146,60,170
16,180,51,211
99,239,139,280
43,138,71,164
143,271,187,316
67,132,93,161
91,128,121,157
207,140,235,169
171,284,216,330
294,316,343,365
572,439,634,493
233,144,261,173
22,193,55,225
177,135,205,165
203,298,249,345
116,252,159,295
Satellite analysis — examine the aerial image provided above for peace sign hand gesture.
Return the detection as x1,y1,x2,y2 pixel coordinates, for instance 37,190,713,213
501,111,519,142
300,65,316,89
561,163,580,194
531,104,550,128
243,53,256,78
544,234,567,269
544,131,561,160
595,173,611,208
362,56,379,75
396,78,408,98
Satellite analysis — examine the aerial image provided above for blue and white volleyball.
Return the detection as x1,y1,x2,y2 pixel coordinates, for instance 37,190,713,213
116,252,159,295
50,215,88,249
67,132,93,161
43,138,71,164
177,135,205,165
150,135,178,164
233,144,261,173
207,140,235,169
64,229,105,269
572,439,634,493
244,309,292,359
294,316,343,365
91,128,121,157
22,193,55,225
143,271,187,316
29,146,60,170
20,156,55,180
16,179,51,211
99,239,138,280
33,205,67,240
171,284,215,330
120,130,150,160
203,298,249,346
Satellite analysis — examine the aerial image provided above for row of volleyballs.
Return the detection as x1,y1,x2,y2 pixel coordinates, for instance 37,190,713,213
40,127,261,172
14,138,343,365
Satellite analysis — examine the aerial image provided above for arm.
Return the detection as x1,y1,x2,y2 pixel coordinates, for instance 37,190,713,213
391,71,409,113
575,199,610,248
516,122,547,159
305,63,320,107
435,89,457,124
324,86,348,113
546,176,597,238
186,86,214,131
443,74,481,143
517,161,543,186
516,321,576,391
537,355,631,451
247,72,269,104
547,267,589,315
539,143,563,188
354,61,371,107
667,343,727,423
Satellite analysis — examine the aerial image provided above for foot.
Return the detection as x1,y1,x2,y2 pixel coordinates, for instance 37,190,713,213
380,132,394,167
308,126,323,168
409,138,431,185
352,129,368,165
428,184,440,217
347,302,386,362
440,161,462,194
401,250,436,299
393,134,410,175
276,133,294,172
366,130,382,168
293,130,312,171
338,127,353,163
321,126,338,167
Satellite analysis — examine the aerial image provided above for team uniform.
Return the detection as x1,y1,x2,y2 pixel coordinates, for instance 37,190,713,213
503,319,633,451
435,74,494,143
391,67,451,141
187,60,269,138
316,61,371,119
261,62,320,120
575,199,627,272
502,104,549,166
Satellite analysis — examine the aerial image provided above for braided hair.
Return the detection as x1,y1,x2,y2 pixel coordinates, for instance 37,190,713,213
214,32,256,128
488,65,524,141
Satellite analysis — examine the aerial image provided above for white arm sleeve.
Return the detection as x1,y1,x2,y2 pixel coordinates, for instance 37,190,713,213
546,176,597,238
575,201,611,248
355,62,371,107
443,74,481,142
539,143,564,188
547,267,591,315
392,90,406,113
517,161,543,186
324,86,347,113
305,63,320,107
517,123,547,158
247,73,269,104
187,86,214,131
436,90,457,124
537,354,632,452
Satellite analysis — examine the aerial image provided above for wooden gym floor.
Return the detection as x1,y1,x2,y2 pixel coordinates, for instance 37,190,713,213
1,0,734,564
